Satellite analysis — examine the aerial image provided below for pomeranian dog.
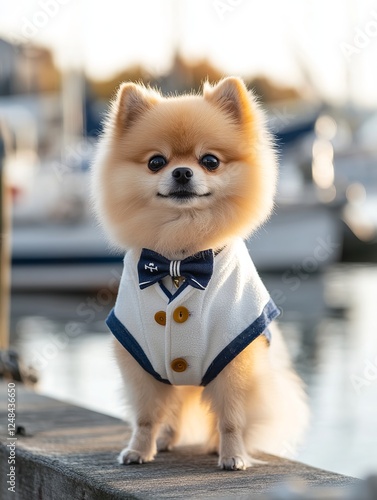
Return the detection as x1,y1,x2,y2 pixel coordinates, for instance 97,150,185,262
92,77,308,470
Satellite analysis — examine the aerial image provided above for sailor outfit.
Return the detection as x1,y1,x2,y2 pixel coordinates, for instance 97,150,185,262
106,238,280,386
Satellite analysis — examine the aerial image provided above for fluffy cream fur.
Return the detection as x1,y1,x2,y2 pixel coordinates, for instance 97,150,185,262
92,77,277,259
92,77,308,470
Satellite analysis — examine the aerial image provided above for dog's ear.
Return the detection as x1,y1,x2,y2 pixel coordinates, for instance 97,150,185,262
203,77,252,123
114,82,160,130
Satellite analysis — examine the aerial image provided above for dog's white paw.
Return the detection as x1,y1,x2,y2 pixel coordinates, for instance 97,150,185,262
219,455,249,470
118,448,153,465
219,455,265,470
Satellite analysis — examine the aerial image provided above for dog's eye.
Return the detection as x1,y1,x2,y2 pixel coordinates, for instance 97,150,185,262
148,155,167,172
200,154,220,171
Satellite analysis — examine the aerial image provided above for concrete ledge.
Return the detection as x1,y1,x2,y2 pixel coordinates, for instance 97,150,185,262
0,382,358,499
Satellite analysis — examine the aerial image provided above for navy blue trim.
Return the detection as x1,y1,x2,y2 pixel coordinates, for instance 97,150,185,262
263,327,272,344
168,280,190,303
106,309,171,385
158,281,173,300
158,280,191,304
200,299,280,386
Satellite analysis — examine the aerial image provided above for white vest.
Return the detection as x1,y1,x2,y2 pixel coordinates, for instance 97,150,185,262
107,238,279,386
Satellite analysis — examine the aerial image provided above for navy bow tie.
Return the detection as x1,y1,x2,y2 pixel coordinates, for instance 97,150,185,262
138,248,214,290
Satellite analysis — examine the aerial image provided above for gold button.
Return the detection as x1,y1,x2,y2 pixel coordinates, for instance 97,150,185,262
171,358,188,372
154,311,166,326
173,306,189,323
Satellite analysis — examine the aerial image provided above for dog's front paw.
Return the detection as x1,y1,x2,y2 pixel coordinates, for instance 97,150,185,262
118,448,154,465
219,455,249,470
219,455,265,470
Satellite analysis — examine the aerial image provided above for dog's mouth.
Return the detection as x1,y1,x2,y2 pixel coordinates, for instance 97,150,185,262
157,191,212,201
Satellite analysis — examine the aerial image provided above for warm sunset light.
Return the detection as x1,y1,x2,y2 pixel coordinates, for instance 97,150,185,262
2,1,377,496
0,0,377,106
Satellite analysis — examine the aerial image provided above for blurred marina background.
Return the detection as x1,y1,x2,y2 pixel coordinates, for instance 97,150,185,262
1,0,377,479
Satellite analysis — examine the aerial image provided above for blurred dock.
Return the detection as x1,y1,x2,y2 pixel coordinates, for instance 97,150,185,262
0,382,362,500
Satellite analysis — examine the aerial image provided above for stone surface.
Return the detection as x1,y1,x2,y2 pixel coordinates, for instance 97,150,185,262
0,382,358,500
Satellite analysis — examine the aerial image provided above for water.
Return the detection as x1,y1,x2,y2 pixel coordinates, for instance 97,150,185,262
9,264,377,479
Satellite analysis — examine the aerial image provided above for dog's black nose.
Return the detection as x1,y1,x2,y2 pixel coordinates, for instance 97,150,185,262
172,167,193,185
